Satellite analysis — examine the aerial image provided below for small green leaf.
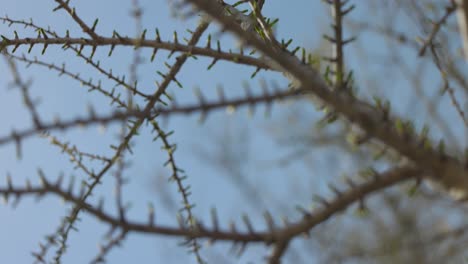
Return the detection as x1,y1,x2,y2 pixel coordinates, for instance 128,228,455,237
395,118,404,135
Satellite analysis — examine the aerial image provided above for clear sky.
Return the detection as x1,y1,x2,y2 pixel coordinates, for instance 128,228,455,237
0,1,465,264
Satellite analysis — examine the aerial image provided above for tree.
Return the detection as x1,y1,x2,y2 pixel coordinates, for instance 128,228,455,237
0,0,467,263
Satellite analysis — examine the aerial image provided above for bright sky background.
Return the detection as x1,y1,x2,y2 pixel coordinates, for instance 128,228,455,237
0,1,465,263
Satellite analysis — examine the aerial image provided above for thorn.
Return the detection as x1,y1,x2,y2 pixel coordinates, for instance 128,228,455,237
327,183,342,197
210,207,219,231
242,213,254,233
312,194,329,207
263,211,275,232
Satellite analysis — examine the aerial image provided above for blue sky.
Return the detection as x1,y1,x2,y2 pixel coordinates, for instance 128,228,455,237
0,1,466,263
0,1,324,263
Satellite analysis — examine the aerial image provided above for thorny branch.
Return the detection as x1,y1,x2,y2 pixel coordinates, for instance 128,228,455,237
0,0,467,263
0,18,271,70
185,0,466,261
186,0,466,193
0,87,303,147
0,166,420,245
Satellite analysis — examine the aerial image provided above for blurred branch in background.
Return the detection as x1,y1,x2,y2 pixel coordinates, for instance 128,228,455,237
456,0,468,60
0,0,467,263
